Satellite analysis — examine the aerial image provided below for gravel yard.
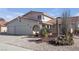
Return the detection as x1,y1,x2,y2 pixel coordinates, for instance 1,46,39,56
0,35,79,51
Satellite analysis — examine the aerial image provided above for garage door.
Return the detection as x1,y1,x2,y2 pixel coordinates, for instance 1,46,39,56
7,26,15,34
15,26,26,34
8,25,33,35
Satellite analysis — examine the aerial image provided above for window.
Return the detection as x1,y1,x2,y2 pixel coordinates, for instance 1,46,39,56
38,15,41,19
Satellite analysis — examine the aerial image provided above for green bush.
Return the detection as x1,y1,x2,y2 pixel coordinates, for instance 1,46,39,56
40,27,49,37
39,27,49,42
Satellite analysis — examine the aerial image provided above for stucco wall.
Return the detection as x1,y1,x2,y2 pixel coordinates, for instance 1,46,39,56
23,12,42,21
42,16,52,23
7,12,53,35
0,27,7,32
7,18,40,35
23,12,52,22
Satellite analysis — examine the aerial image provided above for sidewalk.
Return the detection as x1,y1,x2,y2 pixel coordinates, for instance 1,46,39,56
0,43,32,51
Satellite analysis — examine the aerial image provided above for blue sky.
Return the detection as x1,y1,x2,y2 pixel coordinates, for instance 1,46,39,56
0,8,79,21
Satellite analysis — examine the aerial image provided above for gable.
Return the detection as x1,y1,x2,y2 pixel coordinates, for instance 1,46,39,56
22,11,43,21
7,11,56,25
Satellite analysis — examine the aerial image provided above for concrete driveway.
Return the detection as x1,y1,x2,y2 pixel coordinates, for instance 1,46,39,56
0,35,32,51
0,35,79,51
0,43,31,51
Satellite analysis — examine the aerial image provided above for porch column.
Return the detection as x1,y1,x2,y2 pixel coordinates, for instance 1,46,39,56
39,24,42,29
56,17,60,37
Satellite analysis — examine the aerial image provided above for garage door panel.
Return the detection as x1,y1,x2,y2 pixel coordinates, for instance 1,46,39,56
7,25,32,35
15,26,26,34
7,26,15,34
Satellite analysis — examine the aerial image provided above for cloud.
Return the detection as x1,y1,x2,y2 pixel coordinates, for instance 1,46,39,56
74,13,79,16
6,15,15,21
0,9,24,21
15,12,24,15
5,12,24,21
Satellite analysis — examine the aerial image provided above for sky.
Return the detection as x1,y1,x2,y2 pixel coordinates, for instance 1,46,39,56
0,8,79,21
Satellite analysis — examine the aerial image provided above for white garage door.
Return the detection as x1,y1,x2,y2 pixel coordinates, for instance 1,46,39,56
7,26,15,34
8,26,32,35
15,26,26,34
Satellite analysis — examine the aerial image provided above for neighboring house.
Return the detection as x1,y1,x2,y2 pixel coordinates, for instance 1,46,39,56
56,16,79,34
69,16,79,34
69,16,79,30
6,11,56,35
0,18,7,33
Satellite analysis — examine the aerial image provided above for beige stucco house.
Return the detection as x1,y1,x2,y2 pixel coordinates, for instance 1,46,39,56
7,11,56,35
0,18,7,33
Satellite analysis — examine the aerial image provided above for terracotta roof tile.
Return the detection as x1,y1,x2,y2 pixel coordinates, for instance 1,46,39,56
44,19,56,25
0,20,6,27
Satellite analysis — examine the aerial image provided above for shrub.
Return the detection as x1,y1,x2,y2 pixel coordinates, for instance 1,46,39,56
39,27,49,42
40,27,49,37
55,32,74,45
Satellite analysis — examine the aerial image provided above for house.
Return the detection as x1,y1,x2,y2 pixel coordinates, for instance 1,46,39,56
56,16,79,34
0,18,7,33
69,16,79,33
6,11,56,35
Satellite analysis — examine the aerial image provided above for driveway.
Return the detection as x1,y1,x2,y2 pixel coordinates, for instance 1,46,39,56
0,35,32,51
0,43,31,51
0,35,79,51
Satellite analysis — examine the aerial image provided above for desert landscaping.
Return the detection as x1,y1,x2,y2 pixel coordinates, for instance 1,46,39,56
0,35,79,51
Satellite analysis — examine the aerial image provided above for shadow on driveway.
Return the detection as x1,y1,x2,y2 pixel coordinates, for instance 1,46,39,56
28,39,43,43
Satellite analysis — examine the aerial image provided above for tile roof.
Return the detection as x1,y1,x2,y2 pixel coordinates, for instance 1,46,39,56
43,19,56,25
0,18,6,27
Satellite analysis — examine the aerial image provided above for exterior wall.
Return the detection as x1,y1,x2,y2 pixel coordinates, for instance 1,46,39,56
68,17,79,31
7,11,54,35
23,12,43,21
0,27,7,32
75,21,79,30
7,18,40,35
41,16,52,23
23,12,52,22
0,26,1,32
